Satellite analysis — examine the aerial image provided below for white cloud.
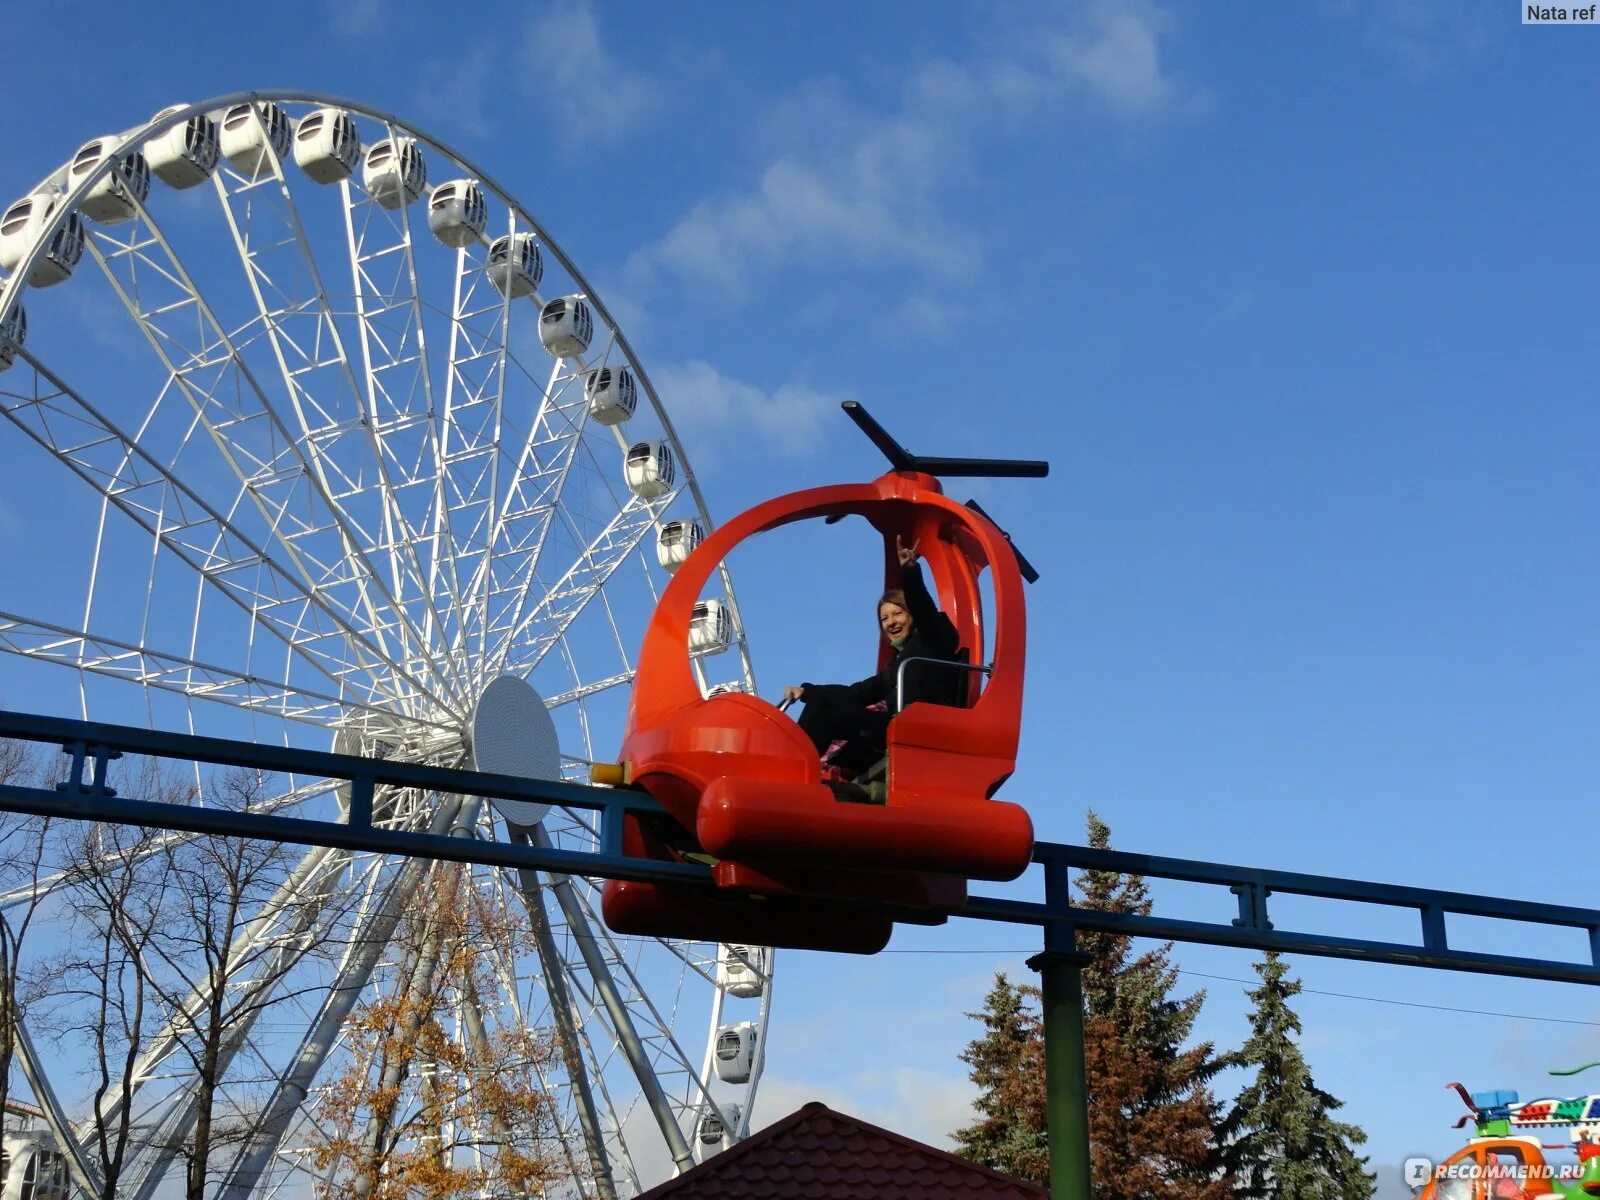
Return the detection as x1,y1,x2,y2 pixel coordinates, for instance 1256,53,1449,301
328,0,382,39
874,294,959,341
413,3,656,146
1036,2,1182,116
650,359,845,459
630,2,1203,303
526,4,658,144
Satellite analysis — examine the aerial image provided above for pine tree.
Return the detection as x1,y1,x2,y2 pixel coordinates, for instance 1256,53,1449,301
954,972,1049,1183
1077,811,1235,1200
1226,952,1375,1200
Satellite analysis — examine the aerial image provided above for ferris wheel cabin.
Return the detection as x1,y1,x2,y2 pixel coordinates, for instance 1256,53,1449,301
713,1021,758,1084
689,599,732,656
538,295,594,358
487,232,542,298
656,519,703,572
66,138,150,224
585,365,638,426
0,1132,68,1200
292,107,361,183
219,101,292,175
624,439,675,499
144,105,220,189
0,196,84,288
427,180,488,248
698,1103,742,1148
363,136,426,208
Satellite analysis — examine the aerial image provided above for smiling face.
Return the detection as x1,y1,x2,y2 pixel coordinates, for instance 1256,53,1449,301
878,600,912,644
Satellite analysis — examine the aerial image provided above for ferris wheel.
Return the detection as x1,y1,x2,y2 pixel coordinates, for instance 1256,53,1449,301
0,91,770,1198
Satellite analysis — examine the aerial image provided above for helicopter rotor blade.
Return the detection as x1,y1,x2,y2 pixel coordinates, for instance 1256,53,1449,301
841,401,916,472
841,401,1049,479
916,456,1050,479
965,498,1040,584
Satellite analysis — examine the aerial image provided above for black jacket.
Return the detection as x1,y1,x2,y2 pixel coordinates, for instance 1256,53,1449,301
843,562,964,711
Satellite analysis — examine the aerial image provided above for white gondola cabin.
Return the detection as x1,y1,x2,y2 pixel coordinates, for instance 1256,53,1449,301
538,295,593,358
713,1021,758,1084
655,519,703,572
486,233,542,298
0,196,84,288
716,944,768,998
704,681,750,698
0,296,27,373
0,1132,68,1200
145,105,219,189
689,599,732,656
697,1104,742,1147
428,180,487,248
293,108,361,184
219,102,292,175
363,137,426,209
66,138,150,224
585,365,637,426
624,440,674,500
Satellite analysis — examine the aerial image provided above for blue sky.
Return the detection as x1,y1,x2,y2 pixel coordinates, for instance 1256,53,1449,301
2,2,1598,1197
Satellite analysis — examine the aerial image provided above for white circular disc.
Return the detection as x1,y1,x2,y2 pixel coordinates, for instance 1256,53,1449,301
469,675,560,826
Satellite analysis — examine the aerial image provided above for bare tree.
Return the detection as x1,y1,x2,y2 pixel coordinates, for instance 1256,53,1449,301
0,740,53,1149
48,806,170,1199
44,765,334,1199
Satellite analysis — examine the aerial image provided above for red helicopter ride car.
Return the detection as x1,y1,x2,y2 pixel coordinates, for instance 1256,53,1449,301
596,402,1048,954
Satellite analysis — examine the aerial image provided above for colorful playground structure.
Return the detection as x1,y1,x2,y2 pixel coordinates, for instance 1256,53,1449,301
1418,1068,1600,1198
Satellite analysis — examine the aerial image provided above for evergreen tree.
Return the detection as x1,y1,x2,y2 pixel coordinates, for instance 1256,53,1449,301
954,972,1049,1184
1226,952,1375,1200
1077,811,1236,1200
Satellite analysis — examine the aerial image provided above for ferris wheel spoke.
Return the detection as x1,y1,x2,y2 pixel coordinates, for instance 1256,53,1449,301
431,238,523,686
457,352,591,668
78,201,463,714
206,130,468,704
562,881,723,1117
0,610,445,730
543,670,638,712
511,826,694,1175
215,795,468,1200
490,490,679,680
0,356,431,714
334,135,467,684
506,861,621,1198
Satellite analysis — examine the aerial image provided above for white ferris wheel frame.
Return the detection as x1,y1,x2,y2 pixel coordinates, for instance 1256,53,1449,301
0,89,771,1199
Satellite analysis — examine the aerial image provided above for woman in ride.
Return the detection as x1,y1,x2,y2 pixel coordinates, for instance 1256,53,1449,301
783,535,963,801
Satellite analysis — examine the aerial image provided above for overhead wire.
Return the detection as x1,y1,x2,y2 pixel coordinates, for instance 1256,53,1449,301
873,949,1600,1027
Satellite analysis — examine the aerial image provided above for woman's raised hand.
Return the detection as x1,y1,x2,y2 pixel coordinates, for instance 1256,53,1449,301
782,685,805,703
896,534,920,568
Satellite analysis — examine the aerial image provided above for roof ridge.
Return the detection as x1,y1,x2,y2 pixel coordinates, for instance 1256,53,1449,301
632,1101,1047,1198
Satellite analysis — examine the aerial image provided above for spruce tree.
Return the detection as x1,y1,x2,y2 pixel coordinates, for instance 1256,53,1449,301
1226,952,1375,1200
1077,811,1235,1200
954,972,1049,1184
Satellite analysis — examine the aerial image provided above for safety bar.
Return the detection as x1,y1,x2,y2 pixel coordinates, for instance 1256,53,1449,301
895,656,992,713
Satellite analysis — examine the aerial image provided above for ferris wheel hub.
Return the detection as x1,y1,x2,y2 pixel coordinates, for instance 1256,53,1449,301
467,674,560,826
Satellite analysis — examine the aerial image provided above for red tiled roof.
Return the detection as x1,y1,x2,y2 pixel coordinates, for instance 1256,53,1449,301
634,1101,1048,1198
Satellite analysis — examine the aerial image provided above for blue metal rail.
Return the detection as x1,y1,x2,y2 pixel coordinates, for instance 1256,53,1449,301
0,706,1597,986
0,707,707,886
